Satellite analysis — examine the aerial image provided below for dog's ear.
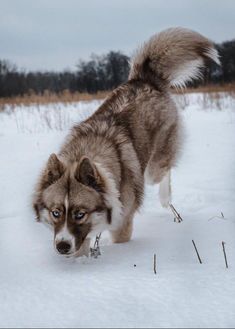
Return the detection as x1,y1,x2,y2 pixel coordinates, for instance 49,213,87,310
75,157,104,192
43,153,65,188
33,199,42,222
32,189,44,222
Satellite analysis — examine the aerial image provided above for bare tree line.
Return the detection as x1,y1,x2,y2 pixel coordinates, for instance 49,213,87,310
0,39,234,98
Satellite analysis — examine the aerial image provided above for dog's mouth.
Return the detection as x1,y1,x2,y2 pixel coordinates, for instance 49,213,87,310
54,236,90,258
62,251,79,258
54,245,85,258
54,222,92,257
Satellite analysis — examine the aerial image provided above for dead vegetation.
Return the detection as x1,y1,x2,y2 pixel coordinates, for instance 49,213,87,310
174,83,235,95
0,90,108,111
0,84,234,111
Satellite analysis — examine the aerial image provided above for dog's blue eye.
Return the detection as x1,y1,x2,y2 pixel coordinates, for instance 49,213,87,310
74,212,85,220
52,210,61,218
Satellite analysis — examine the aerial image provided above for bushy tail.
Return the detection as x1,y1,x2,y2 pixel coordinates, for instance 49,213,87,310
128,27,220,90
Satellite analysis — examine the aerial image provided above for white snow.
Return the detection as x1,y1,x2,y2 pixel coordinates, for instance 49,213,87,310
0,93,235,328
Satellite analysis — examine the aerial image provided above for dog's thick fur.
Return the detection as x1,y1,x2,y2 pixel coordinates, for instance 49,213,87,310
33,28,219,257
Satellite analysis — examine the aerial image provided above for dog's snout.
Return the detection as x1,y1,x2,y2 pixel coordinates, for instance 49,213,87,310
56,241,72,254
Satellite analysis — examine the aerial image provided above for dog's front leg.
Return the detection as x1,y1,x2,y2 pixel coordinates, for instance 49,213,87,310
76,238,91,257
111,206,136,243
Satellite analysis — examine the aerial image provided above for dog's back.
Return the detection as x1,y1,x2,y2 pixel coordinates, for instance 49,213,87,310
63,27,219,189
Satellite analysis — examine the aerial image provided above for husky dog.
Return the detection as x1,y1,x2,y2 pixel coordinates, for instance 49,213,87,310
33,28,219,257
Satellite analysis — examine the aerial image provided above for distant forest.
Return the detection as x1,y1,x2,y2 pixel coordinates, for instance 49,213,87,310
0,39,235,98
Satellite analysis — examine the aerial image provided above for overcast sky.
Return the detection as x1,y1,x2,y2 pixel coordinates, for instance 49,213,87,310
0,0,234,71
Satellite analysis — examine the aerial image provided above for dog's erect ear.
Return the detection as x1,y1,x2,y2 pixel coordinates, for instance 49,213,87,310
43,153,65,188
33,200,42,222
75,157,104,192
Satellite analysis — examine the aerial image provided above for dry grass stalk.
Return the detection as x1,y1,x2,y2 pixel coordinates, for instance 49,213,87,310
208,212,226,221
192,240,203,264
174,83,235,95
153,253,157,275
222,241,228,269
90,233,102,259
0,90,109,111
0,83,234,111
169,203,183,223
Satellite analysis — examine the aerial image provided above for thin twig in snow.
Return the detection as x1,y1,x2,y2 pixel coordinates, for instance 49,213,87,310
192,240,202,264
222,241,228,269
153,254,157,275
90,233,102,259
208,211,226,221
169,203,183,223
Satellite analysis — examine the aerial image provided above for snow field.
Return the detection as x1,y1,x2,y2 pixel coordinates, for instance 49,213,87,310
0,93,235,328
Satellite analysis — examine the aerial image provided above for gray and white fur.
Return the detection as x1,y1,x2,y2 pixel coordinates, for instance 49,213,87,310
33,27,220,257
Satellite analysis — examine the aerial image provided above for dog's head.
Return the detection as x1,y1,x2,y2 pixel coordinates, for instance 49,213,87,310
33,154,119,257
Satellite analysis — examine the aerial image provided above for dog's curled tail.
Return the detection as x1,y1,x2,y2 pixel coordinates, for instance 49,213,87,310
128,27,220,90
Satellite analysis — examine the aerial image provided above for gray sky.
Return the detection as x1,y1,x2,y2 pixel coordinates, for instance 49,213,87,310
0,0,234,71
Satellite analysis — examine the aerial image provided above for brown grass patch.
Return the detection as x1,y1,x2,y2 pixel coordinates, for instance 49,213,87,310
0,84,234,111
0,90,109,111
174,83,235,95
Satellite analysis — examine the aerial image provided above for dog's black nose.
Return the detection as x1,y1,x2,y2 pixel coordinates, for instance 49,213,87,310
56,241,71,254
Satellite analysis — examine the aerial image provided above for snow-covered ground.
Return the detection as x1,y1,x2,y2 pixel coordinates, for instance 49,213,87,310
0,93,235,328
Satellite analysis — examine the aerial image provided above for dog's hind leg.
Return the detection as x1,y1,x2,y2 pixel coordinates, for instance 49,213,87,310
159,171,171,208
